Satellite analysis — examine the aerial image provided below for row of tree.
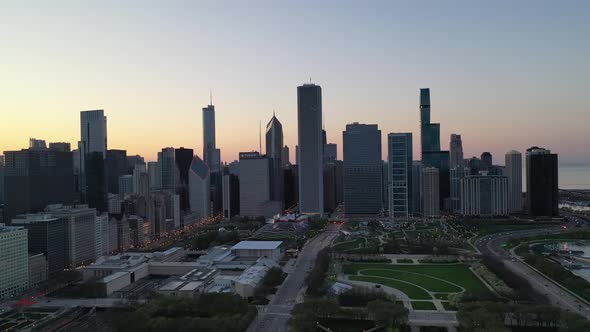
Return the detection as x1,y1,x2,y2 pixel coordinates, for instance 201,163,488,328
481,255,548,302
305,248,332,296
457,301,590,332
289,298,408,332
111,294,257,332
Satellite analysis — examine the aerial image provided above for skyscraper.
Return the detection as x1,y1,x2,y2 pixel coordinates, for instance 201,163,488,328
324,143,337,163
202,102,217,169
80,110,107,158
158,148,177,193
29,138,47,150
12,213,66,275
505,150,523,213
481,152,493,171
106,149,127,194
411,161,422,214
265,113,284,205
238,152,280,217
460,173,509,217
343,123,382,215
281,145,290,167
80,110,108,211
118,174,134,198
175,147,194,211
0,225,29,299
450,134,464,169
419,89,450,209
450,165,470,212
189,155,210,219
222,172,239,219
388,133,413,220
3,148,75,219
422,167,440,217
526,147,558,217
148,161,162,191
297,83,323,215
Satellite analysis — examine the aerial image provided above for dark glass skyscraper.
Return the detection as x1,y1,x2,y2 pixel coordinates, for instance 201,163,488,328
526,147,558,217
175,147,194,211
297,84,323,215
343,123,382,215
265,113,284,205
86,151,108,213
106,149,127,194
3,148,75,220
419,89,450,209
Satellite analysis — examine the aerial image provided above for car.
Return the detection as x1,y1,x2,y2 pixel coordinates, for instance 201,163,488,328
375,285,381,288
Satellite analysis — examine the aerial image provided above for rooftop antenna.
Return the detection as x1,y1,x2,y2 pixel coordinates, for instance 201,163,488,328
209,89,213,105
273,109,275,117
309,77,312,83
259,120,262,153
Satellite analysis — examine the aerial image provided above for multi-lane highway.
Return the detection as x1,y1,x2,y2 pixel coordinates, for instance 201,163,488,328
247,224,340,332
475,227,590,319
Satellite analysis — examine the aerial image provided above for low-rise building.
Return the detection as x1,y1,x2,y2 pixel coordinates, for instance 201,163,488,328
0,225,29,299
230,241,283,262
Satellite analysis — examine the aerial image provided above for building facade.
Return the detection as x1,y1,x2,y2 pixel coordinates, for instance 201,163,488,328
449,134,464,169
526,147,559,217
297,84,324,215
388,133,413,220
460,174,509,217
422,167,440,217
505,150,523,213
0,225,29,299
239,152,280,217
12,214,66,275
343,123,382,215
189,155,210,219
265,114,284,205
450,166,470,213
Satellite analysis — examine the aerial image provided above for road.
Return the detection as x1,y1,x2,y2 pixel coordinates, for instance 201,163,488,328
247,224,340,332
474,227,590,319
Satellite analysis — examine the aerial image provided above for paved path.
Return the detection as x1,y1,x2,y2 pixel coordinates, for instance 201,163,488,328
246,225,341,332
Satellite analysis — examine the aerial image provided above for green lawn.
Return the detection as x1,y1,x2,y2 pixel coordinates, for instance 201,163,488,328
332,238,365,251
476,224,550,236
358,269,462,293
349,275,431,300
411,301,437,310
344,263,489,295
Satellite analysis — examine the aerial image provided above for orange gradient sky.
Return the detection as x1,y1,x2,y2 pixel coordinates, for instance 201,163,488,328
1,1,589,165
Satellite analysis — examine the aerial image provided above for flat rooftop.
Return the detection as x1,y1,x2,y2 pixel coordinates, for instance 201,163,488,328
231,241,282,250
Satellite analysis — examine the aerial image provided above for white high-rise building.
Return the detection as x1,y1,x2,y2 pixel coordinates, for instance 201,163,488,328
189,155,210,219
422,167,440,217
450,166,470,212
0,225,29,299
94,213,109,257
460,174,509,217
505,150,523,212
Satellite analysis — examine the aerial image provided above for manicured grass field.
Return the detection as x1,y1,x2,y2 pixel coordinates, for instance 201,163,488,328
344,263,489,295
411,301,437,310
332,238,365,251
349,275,431,300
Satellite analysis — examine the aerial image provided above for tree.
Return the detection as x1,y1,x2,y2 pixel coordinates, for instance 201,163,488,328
366,300,408,329
290,299,339,332
262,267,285,288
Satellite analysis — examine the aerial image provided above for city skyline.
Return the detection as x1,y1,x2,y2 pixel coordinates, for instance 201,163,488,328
1,1,589,165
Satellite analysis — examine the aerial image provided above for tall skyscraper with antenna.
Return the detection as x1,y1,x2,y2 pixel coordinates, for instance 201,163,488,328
202,94,217,170
297,83,323,215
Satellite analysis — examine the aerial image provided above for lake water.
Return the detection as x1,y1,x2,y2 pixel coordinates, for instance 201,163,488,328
545,241,590,282
518,164,590,190
559,165,590,190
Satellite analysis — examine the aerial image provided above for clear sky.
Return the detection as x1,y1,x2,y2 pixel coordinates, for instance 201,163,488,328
1,0,589,165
